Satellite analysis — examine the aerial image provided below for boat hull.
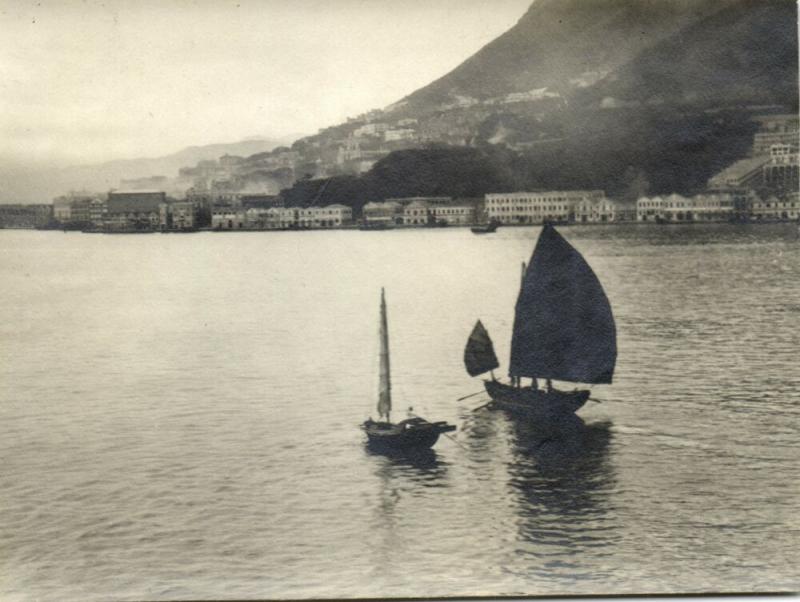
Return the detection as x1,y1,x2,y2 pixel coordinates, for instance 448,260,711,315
483,380,589,418
470,221,499,234
362,418,455,450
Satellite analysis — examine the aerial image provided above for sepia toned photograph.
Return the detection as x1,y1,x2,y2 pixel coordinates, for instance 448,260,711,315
1,0,798,600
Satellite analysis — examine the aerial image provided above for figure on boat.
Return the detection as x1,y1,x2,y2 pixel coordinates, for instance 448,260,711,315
464,224,617,420
363,288,456,450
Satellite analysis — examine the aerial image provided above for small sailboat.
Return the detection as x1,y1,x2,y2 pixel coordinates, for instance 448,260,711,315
464,224,617,419
362,289,456,449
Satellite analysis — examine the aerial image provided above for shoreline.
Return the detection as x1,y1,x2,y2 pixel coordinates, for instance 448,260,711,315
3,219,799,234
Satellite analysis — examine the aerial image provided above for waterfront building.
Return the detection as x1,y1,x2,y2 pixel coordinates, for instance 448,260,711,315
0,204,53,228
574,197,617,222
160,201,197,231
70,197,108,228
403,200,431,225
636,196,663,222
705,186,756,221
106,191,165,230
398,197,478,226
485,190,605,224
53,192,105,225
429,203,475,225
243,207,270,229
266,207,298,229
296,205,353,228
636,193,734,222
318,204,352,227
362,201,403,226
750,193,799,221
211,208,246,230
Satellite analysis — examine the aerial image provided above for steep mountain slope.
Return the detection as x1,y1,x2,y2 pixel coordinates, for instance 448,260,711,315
577,0,798,108
395,0,796,115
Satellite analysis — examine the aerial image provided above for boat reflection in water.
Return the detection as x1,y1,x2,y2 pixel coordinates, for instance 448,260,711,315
460,404,617,576
364,446,447,475
506,414,618,577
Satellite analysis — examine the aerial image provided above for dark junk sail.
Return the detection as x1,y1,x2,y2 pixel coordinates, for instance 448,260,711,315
464,320,499,377
510,224,616,384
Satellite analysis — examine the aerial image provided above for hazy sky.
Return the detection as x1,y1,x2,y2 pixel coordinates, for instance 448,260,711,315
1,0,531,166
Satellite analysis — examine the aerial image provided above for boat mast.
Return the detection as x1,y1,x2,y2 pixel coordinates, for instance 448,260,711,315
377,288,392,422
514,262,527,388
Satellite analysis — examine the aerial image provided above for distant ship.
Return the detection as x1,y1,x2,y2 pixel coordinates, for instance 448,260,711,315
471,219,500,234
464,224,617,419
362,289,456,450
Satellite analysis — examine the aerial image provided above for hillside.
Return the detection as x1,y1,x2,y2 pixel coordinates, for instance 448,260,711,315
394,0,796,116
1,137,293,204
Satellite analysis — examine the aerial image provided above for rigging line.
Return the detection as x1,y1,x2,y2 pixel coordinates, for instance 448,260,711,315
471,399,494,412
457,376,508,401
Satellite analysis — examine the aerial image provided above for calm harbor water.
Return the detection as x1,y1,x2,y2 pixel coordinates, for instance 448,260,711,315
1,224,799,600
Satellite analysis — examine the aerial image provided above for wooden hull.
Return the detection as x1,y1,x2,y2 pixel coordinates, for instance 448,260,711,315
471,223,499,234
483,380,589,418
362,418,455,450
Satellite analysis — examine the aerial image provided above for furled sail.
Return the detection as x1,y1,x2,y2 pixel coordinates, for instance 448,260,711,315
509,224,616,384
377,288,392,420
464,320,500,377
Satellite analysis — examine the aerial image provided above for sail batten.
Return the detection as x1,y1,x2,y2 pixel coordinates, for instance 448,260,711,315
509,225,616,384
464,320,499,377
377,288,391,420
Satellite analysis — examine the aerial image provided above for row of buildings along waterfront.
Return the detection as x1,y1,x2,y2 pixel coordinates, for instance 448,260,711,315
211,205,353,230
636,190,800,222
364,197,478,227
484,190,619,224
637,114,799,223
7,185,798,233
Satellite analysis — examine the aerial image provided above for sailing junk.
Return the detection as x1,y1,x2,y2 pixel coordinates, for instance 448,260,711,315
464,224,617,418
362,289,456,450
